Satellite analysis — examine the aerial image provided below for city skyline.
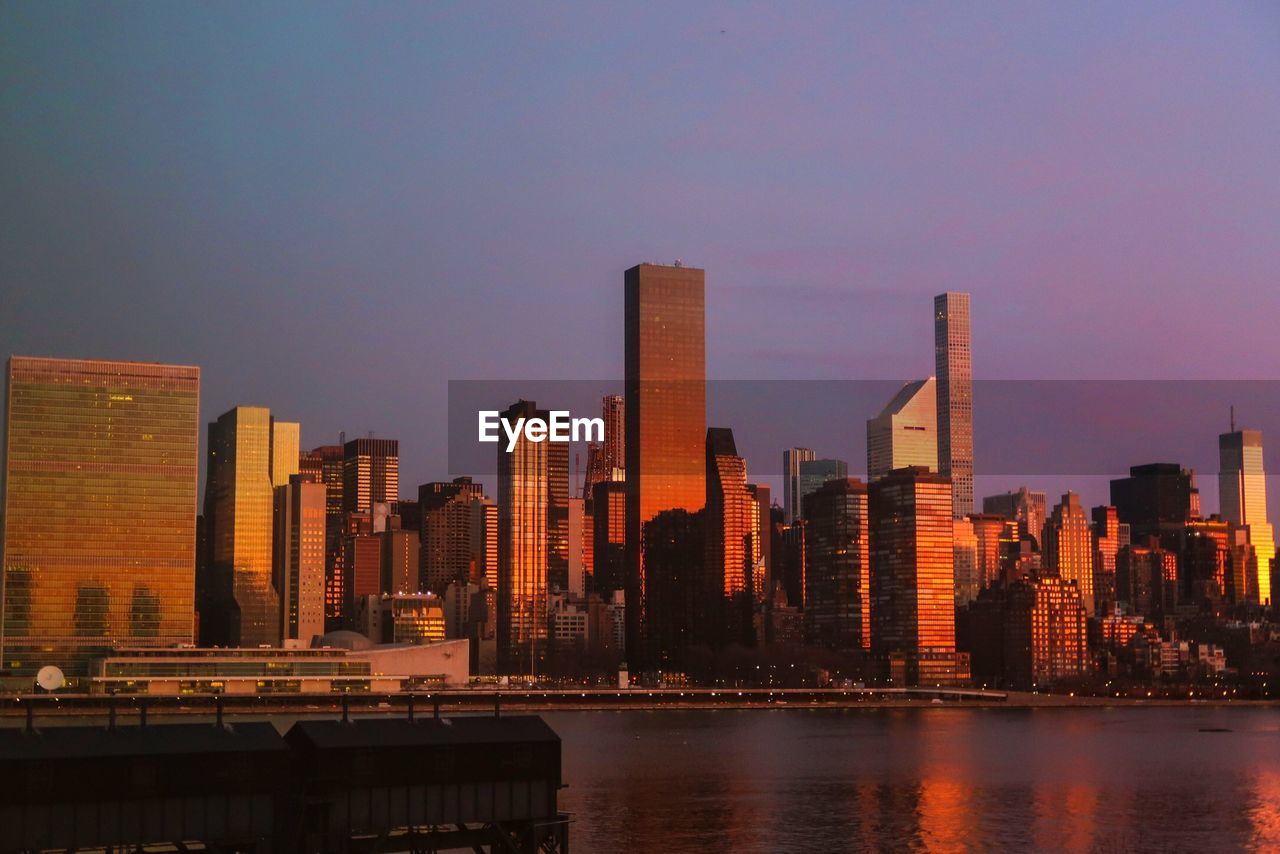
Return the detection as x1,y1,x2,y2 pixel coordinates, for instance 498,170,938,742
5,4,1280,502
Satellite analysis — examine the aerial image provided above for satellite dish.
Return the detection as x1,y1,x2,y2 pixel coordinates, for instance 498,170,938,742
36,665,65,692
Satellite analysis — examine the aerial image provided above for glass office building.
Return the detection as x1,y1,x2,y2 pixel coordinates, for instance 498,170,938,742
1,356,200,678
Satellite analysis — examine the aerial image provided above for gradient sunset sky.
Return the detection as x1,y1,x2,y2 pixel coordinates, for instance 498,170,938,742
3,2,1280,511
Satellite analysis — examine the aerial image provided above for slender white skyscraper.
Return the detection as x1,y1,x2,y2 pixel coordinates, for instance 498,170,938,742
783,447,815,524
867,377,937,481
1219,427,1274,605
934,293,973,518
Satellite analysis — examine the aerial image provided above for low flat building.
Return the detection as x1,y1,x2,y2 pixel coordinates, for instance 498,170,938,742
89,637,469,695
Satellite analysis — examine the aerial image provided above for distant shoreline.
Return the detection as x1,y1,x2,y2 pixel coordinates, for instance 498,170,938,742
1,689,1272,722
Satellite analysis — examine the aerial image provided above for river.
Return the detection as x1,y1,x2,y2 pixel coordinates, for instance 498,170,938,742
545,707,1280,851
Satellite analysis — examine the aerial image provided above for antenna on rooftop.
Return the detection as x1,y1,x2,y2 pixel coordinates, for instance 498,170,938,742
1230,405,1235,433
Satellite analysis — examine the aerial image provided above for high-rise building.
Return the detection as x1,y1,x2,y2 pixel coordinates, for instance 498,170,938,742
342,437,399,514
469,497,498,591
1110,463,1199,545
1116,538,1177,620
583,394,625,497
783,447,815,524
202,406,297,647
419,477,485,593
272,474,326,645
747,483,772,601
546,438,570,593
969,513,1007,592
960,576,1087,690
1043,492,1096,615
380,526,420,595
797,458,848,518
704,428,757,647
934,292,973,518
1,357,200,677
983,487,1047,548
497,399,553,672
802,478,870,652
341,515,381,622
1091,506,1124,617
867,378,937,481
299,443,345,627
270,421,300,488
642,508,704,668
591,478,626,597
1219,428,1275,605
953,517,979,607
869,467,957,686
624,262,706,667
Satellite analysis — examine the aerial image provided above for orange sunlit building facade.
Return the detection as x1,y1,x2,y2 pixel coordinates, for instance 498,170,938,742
1,357,200,678
870,467,958,686
624,263,705,668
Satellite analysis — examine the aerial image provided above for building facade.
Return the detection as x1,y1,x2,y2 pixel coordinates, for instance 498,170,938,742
869,467,958,686
624,263,706,668
802,478,870,652
1,357,200,678
272,475,326,645
867,377,937,481
934,292,973,518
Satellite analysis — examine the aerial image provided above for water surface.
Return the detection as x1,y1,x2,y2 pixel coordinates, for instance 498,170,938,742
546,707,1280,851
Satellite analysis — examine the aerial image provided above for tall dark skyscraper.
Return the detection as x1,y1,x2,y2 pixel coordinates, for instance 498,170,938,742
704,427,756,647
342,437,399,514
1,357,200,677
300,443,346,627
1110,463,1198,545
624,262,706,667
782,447,815,524
934,292,973,518
803,478,870,653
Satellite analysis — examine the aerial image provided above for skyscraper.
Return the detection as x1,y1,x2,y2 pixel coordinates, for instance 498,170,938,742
797,458,848,518
1,357,200,677
1091,505,1124,617
419,477,486,593
272,474,326,645
1219,428,1275,605
497,399,552,672
704,427,756,647
270,420,300,487
1043,492,1096,615
783,447,815,524
802,478,870,652
867,378,937,481
202,406,296,646
583,394,625,497
869,467,957,686
934,292,973,518
300,443,345,627
342,437,399,514
624,262,706,666
1110,463,1198,546
983,487,1047,548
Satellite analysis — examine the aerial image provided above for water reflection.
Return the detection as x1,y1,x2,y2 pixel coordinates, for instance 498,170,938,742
549,707,1280,852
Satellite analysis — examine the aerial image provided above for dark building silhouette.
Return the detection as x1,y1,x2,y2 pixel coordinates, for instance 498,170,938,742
704,428,756,648
642,508,705,668
803,478,870,652
1110,463,1199,545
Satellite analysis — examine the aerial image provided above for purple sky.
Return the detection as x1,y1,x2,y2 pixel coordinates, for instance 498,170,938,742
4,3,1280,515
